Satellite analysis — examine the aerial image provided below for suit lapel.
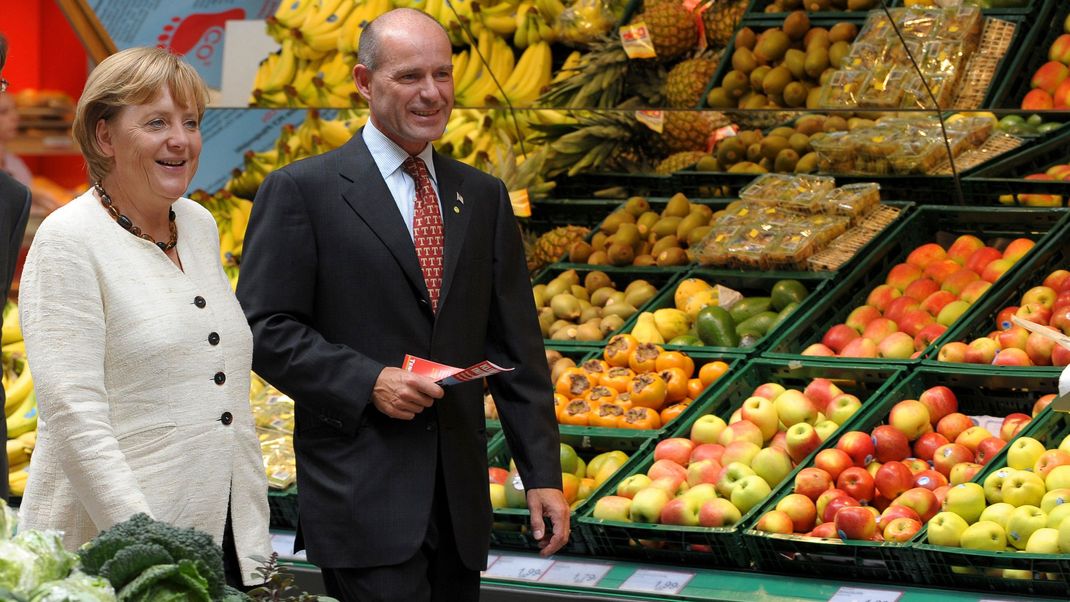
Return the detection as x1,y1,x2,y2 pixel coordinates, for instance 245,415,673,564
434,151,470,311
338,132,429,304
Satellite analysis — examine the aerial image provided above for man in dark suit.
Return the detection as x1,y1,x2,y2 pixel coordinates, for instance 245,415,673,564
0,32,32,502
236,8,568,601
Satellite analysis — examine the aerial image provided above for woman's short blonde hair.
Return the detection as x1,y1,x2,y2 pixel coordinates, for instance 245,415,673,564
73,47,209,183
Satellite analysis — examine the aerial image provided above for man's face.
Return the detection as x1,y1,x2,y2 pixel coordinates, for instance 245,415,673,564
354,18,454,155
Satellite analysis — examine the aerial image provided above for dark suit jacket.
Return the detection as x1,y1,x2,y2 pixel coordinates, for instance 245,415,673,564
236,131,560,571
0,172,31,500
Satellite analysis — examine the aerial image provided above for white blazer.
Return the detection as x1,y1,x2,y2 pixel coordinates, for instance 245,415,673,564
18,190,271,585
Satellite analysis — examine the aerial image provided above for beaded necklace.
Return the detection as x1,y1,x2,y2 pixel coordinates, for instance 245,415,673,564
95,182,177,251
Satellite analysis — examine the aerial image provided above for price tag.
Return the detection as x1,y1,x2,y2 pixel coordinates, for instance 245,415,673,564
619,569,694,594
483,555,555,581
635,110,664,134
619,23,656,59
828,586,902,602
539,561,612,586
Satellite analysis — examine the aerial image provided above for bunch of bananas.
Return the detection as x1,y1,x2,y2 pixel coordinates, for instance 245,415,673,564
226,109,367,201
188,190,253,282
2,302,37,497
252,0,395,107
512,0,557,48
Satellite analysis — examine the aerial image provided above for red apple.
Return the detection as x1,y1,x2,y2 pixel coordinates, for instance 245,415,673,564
886,263,923,292
802,343,837,357
836,430,877,467
906,243,947,269
776,493,818,533
809,522,838,539
912,469,948,492
866,285,902,314
837,466,876,504
889,399,932,441
891,487,939,523
814,448,854,482
903,278,940,302
835,505,877,540
1000,413,1031,441
845,305,882,333
965,247,1003,276
822,323,860,354
794,467,834,501
839,337,878,358
883,517,922,542
823,494,861,525
947,235,985,266
862,317,899,344
878,504,921,528
996,305,1020,331
975,437,1007,465
654,437,696,467
937,341,969,363
993,347,1033,367
932,443,974,477
804,378,844,412
1034,393,1057,416
884,297,921,325
754,509,795,534
920,290,957,316
874,460,914,500
937,412,974,442
914,322,948,352
872,424,912,463
918,386,958,424
689,443,725,464
913,432,951,462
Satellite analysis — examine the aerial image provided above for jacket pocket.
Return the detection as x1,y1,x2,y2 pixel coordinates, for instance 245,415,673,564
116,423,177,455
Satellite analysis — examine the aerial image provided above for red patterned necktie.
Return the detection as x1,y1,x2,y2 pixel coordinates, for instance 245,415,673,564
402,156,444,312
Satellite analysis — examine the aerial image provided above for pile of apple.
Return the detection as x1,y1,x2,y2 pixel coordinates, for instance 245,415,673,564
589,376,866,529
996,164,1068,208
802,235,1035,359
553,334,730,430
490,443,631,511
937,268,1070,367
751,386,1050,543
1021,14,1070,111
924,417,1070,569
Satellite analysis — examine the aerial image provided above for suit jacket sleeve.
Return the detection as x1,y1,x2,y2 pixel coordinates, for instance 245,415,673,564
237,168,384,428
19,219,154,526
483,180,561,492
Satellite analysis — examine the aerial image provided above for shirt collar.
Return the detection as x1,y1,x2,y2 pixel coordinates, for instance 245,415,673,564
363,119,438,185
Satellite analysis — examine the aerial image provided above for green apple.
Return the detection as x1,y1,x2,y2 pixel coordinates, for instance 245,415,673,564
1002,471,1046,508
927,511,969,547
489,483,506,509
730,474,772,513
740,396,779,441
680,483,718,507
630,487,671,523
773,389,819,427
983,468,1013,504
979,502,1016,531
1041,488,1070,514
1047,503,1070,529
715,462,756,498
1059,516,1070,552
813,419,840,442
690,414,728,445
1025,527,1061,553
943,483,986,524
1046,465,1070,492
1059,432,1070,455
751,447,793,488
1007,437,1046,471
960,520,1007,551
1006,505,1047,550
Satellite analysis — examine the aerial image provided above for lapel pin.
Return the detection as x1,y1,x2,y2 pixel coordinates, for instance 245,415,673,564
453,206,460,214
456,192,464,204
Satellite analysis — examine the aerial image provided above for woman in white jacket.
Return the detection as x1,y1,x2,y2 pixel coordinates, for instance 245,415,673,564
17,47,271,589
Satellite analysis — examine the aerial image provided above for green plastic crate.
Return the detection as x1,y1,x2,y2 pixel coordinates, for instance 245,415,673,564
922,223,1070,373
762,205,1069,366
909,377,1070,597
576,358,904,569
618,267,835,357
268,486,299,531
987,0,1065,107
742,366,1057,584
487,427,654,554
964,127,1070,206
533,266,688,350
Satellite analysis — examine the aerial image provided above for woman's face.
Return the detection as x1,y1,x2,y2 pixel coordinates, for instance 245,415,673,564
0,94,17,143
96,85,201,205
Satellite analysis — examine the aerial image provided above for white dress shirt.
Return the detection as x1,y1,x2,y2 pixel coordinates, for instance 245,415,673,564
362,119,441,241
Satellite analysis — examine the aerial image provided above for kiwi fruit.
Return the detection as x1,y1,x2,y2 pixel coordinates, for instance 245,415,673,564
755,29,791,64
735,27,757,51
828,22,859,44
784,49,807,80
731,48,758,75
761,65,793,97
804,46,829,79
829,40,852,69
782,81,808,108
722,70,751,98
795,152,819,173
804,27,830,50
760,135,791,161
706,87,734,109
782,11,810,41
774,148,800,172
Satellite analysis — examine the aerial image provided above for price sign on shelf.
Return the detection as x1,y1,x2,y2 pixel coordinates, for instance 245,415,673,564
539,561,612,586
619,569,694,595
828,586,902,602
482,555,555,581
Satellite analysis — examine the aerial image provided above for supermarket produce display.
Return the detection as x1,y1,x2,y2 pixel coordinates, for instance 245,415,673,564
8,0,1070,599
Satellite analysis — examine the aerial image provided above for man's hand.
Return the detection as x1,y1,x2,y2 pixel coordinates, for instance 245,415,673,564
526,488,570,557
372,367,444,420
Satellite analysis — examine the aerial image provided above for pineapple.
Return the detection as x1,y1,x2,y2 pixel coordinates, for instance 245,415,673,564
656,151,709,174
664,54,720,108
702,0,746,49
656,110,726,155
525,226,591,272
638,2,698,62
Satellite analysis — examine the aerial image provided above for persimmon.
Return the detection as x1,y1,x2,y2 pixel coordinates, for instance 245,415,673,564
655,351,695,378
659,367,689,403
660,401,691,424
579,358,610,384
553,393,570,415
615,392,633,411
628,342,663,374
557,399,591,426
554,367,593,398
617,406,661,430
589,402,625,428
698,360,730,387
600,367,635,393
629,372,668,410
584,385,619,405
686,378,705,400
604,334,639,367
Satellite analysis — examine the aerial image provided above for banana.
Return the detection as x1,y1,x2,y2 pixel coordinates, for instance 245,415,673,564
6,391,37,439
534,0,563,21
230,200,253,242
452,50,470,86
6,438,29,469
275,0,318,30
318,118,354,148
478,7,517,36
263,39,299,93
4,362,31,417
424,0,444,22
9,465,28,497
1,309,20,346
300,0,350,34
17,430,35,450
